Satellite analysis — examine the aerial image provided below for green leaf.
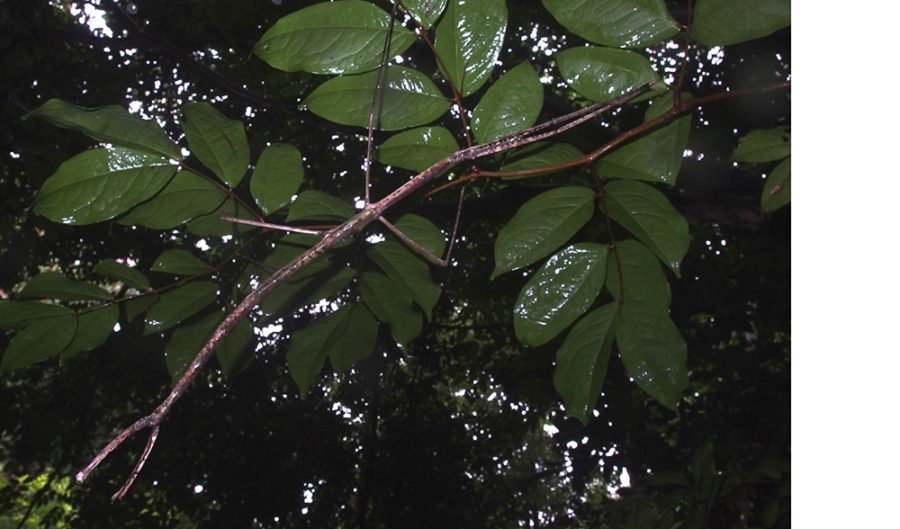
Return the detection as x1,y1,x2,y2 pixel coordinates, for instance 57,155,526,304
26,99,182,160
733,126,790,163
304,66,449,130
20,271,112,301
617,304,687,410
255,250,344,316
286,190,355,222
181,102,250,187
164,311,221,382
118,170,227,229
761,157,790,213
360,271,423,345
693,0,790,47
254,0,416,74
556,46,661,104
393,213,446,259
286,304,377,397
94,259,150,291
59,305,119,361
602,180,689,277
606,239,670,307
542,0,679,48
554,302,618,424
367,240,441,319
472,62,543,144
251,144,305,215
0,301,72,330
150,249,213,276
500,142,584,178
186,199,257,237
144,281,217,334
34,147,176,225
513,243,608,347
399,0,447,28
126,294,158,322
217,317,254,377
492,186,595,278
434,0,508,96
377,126,459,172
0,313,76,372
595,92,692,185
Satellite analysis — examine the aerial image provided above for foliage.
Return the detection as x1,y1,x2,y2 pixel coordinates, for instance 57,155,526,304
0,0,790,527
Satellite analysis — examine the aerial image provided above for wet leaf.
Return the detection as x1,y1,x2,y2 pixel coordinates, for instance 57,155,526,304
543,0,679,48
0,301,72,330
556,46,661,104
254,0,416,74
398,0,447,28
118,170,226,229
59,305,119,360
304,66,449,130
606,239,670,307
377,126,459,172
554,302,618,424
513,243,608,346
27,98,182,160
251,144,305,215
94,259,150,291
360,271,423,345
693,0,790,46
20,271,112,301
492,186,595,278
34,147,176,225
182,102,249,187
733,126,790,163
368,240,441,318
434,0,508,96
144,281,217,334
472,62,543,143
500,142,583,178
287,190,355,222
0,313,76,372
151,249,213,276
762,157,790,213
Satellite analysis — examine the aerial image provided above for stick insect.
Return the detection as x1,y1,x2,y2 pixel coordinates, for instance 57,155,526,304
75,0,656,499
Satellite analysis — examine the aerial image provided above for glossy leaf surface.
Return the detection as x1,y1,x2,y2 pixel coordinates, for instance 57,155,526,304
27,98,182,160
377,126,459,172
0,314,76,372
251,144,305,215
617,304,687,410
20,271,112,301
182,102,250,187
492,186,595,278
254,0,415,74
434,0,508,96
144,281,217,334
606,239,670,307
0,301,72,330
368,240,441,318
34,147,176,225
554,302,617,424
500,142,583,178
151,249,213,276
693,0,790,46
304,66,449,130
93,259,151,291
761,157,790,213
287,190,355,222
360,271,423,345
118,170,226,229
471,62,543,143
399,0,447,28
59,305,119,360
543,0,679,48
732,126,791,163
603,180,689,277
556,46,661,104
513,243,607,346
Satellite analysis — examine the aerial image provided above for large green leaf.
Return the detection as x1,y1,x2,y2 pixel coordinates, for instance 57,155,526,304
93,259,150,291
360,271,423,345
0,313,76,372
513,243,608,347
286,304,377,397
434,0,508,96
367,240,441,318
543,0,679,48
27,99,182,160
20,271,112,301
304,66,449,131
126,294,158,322
181,102,250,187
471,62,543,144
393,213,446,259
59,305,119,361
34,147,176,225
761,157,790,213
606,239,670,307
398,0,447,28
732,126,790,163
556,46,661,104
144,281,217,334
164,311,221,382
151,249,213,276
554,302,618,424
0,301,72,330
118,170,226,229
492,186,595,278
602,180,689,277
251,144,305,215
377,126,459,172
287,190,355,222
693,0,790,47
617,304,687,410
254,0,416,74
500,142,584,178
595,92,692,185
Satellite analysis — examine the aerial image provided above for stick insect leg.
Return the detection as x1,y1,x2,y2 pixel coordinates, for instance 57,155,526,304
378,184,467,267
220,216,329,236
